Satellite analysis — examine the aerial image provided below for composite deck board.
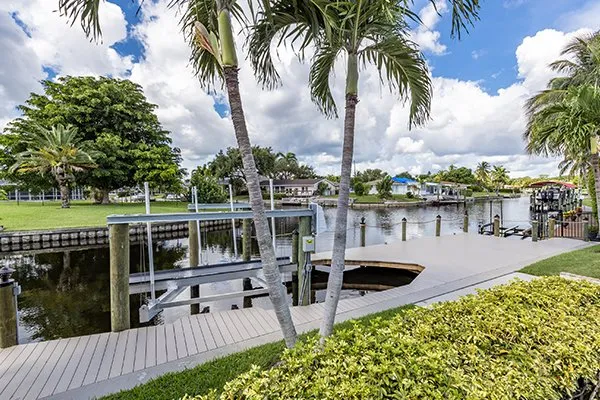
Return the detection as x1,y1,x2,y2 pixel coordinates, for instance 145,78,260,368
0,343,38,396
233,309,260,338
96,332,119,382
134,328,147,372
82,333,109,386
155,324,168,365
38,337,79,398
206,313,229,346
181,317,199,356
173,319,189,359
2,341,48,399
0,344,26,380
165,323,178,362
17,340,59,400
261,309,281,331
190,316,210,352
54,336,91,394
121,329,138,375
220,311,243,342
109,331,129,378
251,308,278,332
245,308,275,335
69,334,101,390
144,326,157,368
27,339,70,400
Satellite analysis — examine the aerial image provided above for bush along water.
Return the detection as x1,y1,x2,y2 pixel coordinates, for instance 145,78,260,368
189,277,600,399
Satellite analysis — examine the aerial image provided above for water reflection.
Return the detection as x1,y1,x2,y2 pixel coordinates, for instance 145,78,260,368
1,197,530,342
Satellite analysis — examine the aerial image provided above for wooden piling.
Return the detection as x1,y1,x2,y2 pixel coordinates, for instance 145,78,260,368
584,220,590,242
435,215,441,237
493,215,500,237
291,229,299,307
360,218,366,247
188,221,200,314
532,221,539,242
463,211,469,233
0,280,17,348
401,218,407,241
298,216,312,306
109,223,130,332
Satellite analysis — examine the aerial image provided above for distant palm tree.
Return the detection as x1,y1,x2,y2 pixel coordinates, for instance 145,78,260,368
10,124,96,208
475,161,491,187
58,0,299,347
491,165,509,195
250,0,481,340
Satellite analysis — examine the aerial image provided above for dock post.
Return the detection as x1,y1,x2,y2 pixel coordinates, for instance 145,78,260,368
291,229,299,306
463,211,469,233
532,221,539,242
298,216,312,306
435,215,441,237
548,217,555,238
584,220,590,242
401,218,407,241
0,267,18,348
493,215,500,237
360,217,366,247
110,223,130,332
188,221,200,314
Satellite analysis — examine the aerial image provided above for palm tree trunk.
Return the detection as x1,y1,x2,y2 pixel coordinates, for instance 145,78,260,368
223,66,297,348
590,147,600,235
57,178,70,209
320,53,359,339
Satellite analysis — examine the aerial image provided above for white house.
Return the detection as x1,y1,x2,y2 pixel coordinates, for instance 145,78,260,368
260,179,338,197
367,177,420,196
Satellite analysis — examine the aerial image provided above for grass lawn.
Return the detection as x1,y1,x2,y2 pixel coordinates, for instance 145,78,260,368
583,197,593,207
0,201,189,231
102,305,413,400
519,244,600,279
323,194,420,203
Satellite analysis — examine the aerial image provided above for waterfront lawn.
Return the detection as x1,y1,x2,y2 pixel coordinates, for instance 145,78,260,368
0,201,189,231
322,194,420,203
519,244,600,279
101,306,413,400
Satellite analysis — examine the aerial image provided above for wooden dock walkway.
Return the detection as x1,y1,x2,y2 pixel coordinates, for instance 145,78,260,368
0,235,589,399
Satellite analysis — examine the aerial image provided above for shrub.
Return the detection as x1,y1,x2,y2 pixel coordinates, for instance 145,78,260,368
0,189,7,201
464,189,473,197
353,181,366,196
376,176,393,199
191,278,600,400
405,191,414,199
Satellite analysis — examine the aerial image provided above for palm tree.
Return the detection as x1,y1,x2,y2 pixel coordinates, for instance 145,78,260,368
10,124,96,208
250,0,481,339
59,0,299,348
491,165,509,195
475,161,491,187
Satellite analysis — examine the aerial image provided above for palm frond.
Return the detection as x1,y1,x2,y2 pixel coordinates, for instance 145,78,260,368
309,42,342,118
58,0,103,42
360,36,431,127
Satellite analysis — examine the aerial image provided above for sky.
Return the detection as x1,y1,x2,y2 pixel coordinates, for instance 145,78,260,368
1,0,600,178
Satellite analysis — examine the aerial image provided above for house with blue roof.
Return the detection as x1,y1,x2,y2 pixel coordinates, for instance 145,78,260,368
366,177,420,196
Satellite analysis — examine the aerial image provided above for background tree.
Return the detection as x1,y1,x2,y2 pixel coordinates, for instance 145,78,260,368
3,76,183,203
395,171,415,180
475,161,491,188
10,124,96,208
353,181,366,196
190,166,228,203
355,169,387,183
491,165,510,195
376,175,393,199
210,146,277,193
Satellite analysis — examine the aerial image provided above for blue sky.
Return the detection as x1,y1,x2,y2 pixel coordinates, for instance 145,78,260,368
1,0,599,177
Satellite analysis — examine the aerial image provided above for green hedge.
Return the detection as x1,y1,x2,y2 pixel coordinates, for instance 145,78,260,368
190,277,600,400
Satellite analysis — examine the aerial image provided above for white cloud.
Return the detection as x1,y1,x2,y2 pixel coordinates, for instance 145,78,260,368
559,1,600,32
409,0,448,55
0,0,598,179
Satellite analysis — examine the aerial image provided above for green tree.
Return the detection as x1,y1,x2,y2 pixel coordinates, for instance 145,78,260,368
525,32,600,229
251,0,480,340
3,76,183,203
190,166,228,203
210,146,277,193
10,124,96,208
353,181,366,196
475,161,491,187
491,165,510,195
355,169,387,183
395,171,414,180
376,175,393,199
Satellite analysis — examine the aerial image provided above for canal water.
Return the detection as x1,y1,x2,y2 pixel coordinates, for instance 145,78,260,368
1,197,531,342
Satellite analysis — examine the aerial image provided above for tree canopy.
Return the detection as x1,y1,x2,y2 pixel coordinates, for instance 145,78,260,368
2,76,184,201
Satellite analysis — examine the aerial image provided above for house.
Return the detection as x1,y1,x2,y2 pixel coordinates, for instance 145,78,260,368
260,179,338,197
367,177,420,196
420,181,469,199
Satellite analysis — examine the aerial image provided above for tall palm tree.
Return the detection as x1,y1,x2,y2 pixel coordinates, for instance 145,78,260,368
10,124,96,208
475,161,491,187
59,0,299,347
490,165,509,195
250,0,481,339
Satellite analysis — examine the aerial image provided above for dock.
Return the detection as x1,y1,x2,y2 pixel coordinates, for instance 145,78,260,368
0,234,589,399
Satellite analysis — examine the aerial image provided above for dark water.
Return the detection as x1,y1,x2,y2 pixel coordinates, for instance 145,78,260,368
1,197,530,342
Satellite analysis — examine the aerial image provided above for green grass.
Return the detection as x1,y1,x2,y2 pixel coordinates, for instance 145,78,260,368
519,244,600,279
101,305,413,400
583,197,593,207
323,194,420,203
0,201,189,231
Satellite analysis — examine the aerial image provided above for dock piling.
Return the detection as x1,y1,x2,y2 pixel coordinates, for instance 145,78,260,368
435,215,441,237
109,223,130,332
463,211,469,233
188,221,200,314
584,220,590,242
360,217,366,247
548,217,555,239
402,218,407,241
532,221,539,242
0,267,18,348
298,216,312,306
493,215,500,237
291,229,299,306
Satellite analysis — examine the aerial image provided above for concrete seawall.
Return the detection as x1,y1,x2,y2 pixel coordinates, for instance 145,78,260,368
0,219,236,253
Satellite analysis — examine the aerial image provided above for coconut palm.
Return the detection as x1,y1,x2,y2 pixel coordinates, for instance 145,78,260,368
490,165,509,195
249,0,481,339
10,124,96,208
475,161,491,187
59,0,299,347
